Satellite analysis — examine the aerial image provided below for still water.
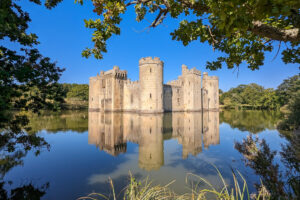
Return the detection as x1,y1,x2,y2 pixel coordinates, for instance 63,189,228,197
3,110,286,199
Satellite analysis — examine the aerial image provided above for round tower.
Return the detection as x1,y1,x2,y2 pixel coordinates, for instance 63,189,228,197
139,57,164,113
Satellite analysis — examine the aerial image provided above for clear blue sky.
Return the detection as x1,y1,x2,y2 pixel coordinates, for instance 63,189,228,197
6,1,299,91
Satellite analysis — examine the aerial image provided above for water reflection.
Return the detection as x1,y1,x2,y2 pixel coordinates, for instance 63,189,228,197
88,111,219,170
1,110,287,199
220,110,281,133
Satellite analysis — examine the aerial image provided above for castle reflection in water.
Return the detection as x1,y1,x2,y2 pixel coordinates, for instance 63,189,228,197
88,112,219,171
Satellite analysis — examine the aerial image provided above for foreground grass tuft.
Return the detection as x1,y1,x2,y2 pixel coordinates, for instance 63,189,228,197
79,167,270,200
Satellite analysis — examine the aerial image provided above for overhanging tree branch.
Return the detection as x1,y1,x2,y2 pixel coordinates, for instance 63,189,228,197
251,21,300,42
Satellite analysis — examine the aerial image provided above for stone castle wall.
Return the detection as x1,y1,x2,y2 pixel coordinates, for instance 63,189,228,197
123,80,140,112
163,84,183,112
89,57,219,113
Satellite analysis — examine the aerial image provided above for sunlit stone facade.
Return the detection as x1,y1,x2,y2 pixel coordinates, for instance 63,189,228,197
89,57,219,113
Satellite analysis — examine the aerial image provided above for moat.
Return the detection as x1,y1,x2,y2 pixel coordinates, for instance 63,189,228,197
2,110,289,199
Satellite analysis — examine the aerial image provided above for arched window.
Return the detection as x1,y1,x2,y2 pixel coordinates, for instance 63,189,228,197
150,68,152,73
150,93,152,99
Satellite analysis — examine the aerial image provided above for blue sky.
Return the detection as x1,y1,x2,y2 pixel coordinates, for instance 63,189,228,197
5,1,299,91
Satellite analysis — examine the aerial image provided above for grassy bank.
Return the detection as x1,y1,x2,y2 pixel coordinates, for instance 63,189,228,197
79,168,270,200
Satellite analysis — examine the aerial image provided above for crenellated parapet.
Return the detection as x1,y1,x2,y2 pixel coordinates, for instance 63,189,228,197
203,72,218,80
112,66,127,79
182,65,201,76
139,57,164,66
124,79,140,88
96,66,127,79
166,79,182,87
89,76,98,82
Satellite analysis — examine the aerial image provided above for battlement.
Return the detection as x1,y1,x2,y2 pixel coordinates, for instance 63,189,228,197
89,76,98,82
114,71,127,79
124,79,140,87
182,65,201,76
166,79,182,87
139,57,164,66
203,72,218,80
96,66,127,79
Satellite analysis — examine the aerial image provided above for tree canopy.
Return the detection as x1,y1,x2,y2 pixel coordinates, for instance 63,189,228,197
75,0,300,70
0,1,65,194
220,83,280,110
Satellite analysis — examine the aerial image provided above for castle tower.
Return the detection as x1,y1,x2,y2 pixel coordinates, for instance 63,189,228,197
139,57,164,113
181,65,202,111
202,72,219,111
111,66,127,111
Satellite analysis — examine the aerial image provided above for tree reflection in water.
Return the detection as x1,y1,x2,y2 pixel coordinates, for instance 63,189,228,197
220,110,282,133
0,112,50,199
235,131,300,199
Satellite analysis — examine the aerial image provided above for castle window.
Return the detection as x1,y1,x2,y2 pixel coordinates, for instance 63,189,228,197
189,81,190,86
102,79,106,88
131,94,133,103
177,89,179,93
150,93,152,99
92,97,93,101
150,68,152,73
150,128,152,134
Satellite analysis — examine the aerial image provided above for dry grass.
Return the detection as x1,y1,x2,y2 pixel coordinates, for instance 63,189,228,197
78,166,270,200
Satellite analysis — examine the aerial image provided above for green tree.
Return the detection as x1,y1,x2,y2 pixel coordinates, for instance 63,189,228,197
278,91,300,131
76,0,299,70
259,89,280,110
276,74,300,106
64,84,89,101
1,0,64,197
220,83,283,110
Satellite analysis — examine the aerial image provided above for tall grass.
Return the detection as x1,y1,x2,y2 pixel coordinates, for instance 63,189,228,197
78,167,270,200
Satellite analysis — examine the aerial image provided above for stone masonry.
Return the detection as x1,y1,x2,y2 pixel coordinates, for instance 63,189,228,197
89,57,219,113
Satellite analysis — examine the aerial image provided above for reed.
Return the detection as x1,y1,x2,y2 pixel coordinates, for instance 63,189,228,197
78,167,270,200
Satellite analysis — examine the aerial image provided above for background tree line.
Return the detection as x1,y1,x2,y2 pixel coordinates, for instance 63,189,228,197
61,83,89,101
220,74,299,110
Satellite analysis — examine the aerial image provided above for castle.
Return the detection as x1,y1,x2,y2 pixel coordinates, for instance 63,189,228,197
89,57,219,113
